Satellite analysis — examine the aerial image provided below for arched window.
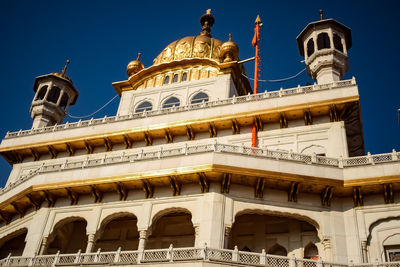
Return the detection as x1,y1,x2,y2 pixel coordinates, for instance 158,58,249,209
191,92,209,104
60,93,69,110
317,32,330,50
46,219,87,254
181,72,188,82
135,101,153,113
268,244,287,256
304,243,319,259
163,75,170,85
162,97,180,109
333,34,343,52
0,229,27,259
172,74,178,83
36,86,47,100
47,86,61,104
307,38,314,57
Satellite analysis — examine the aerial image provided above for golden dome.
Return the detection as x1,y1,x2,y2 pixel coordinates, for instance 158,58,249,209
220,33,239,62
127,53,144,77
153,9,224,65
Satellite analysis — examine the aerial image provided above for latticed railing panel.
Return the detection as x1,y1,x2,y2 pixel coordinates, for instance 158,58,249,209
56,254,76,265
266,255,290,267
238,251,261,265
32,255,55,266
6,257,31,266
142,249,168,262
172,248,202,261
207,248,233,262
296,259,318,267
118,251,138,264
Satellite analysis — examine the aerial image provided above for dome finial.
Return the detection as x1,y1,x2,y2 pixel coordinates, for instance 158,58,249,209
61,59,70,77
200,9,215,37
319,9,324,20
127,52,144,77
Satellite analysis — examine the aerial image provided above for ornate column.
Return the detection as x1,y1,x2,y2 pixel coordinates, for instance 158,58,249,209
322,236,333,261
361,240,368,263
224,226,231,249
85,233,95,253
39,236,48,255
138,230,148,251
193,225,201,247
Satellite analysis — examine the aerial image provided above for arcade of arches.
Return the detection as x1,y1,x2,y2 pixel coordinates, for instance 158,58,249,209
228,214,320,259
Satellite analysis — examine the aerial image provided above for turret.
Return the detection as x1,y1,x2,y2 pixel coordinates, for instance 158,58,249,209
30,60,79,129
297,10,352,84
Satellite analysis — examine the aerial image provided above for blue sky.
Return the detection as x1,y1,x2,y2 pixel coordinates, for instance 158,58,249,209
0,0,399,186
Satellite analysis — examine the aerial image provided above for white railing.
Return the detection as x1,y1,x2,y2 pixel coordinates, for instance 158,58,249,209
0,143,399,197
1,245,399,267
4,79,356,139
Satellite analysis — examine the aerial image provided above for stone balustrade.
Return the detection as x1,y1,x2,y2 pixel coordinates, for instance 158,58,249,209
0,245,398,267
4,79,356,139
0,142,399,197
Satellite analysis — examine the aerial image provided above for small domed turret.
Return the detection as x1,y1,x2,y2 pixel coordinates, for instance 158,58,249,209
220,33,239,62
127,53,144,77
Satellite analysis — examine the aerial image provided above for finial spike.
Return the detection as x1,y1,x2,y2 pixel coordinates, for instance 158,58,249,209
137,53,142,61
61,60,70,76
319,9,324,20
228,33,232,41
206,9,211,15
255,15,261,24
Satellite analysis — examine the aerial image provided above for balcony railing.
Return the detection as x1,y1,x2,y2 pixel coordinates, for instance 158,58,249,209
0,142,399,197
4,79,356,139
0,245,398,267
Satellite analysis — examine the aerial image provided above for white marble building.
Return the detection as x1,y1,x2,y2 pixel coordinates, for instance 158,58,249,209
0,11,399,267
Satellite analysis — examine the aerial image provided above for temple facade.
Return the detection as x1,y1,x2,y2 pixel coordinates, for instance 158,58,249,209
0,10,399,267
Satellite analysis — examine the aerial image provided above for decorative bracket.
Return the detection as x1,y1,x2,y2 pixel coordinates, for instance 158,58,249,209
321,186,334,207
115,183,128,201
198,172,209,193
123,135,133,149
221,173,231,193
169,176,181,196
383,184,394,204
66,143,75,156
288,182,300,202
144,132,153,146
329,104,339,122
30,148,40,161
11,202,25,218
0,211,11,224
279,113,288,128
231,120,240,135
255,116,263,131
303,109,313,125
165,129,174,143
43,191,56,207
104,138,113,152
353,186,363,207
91,185,103,203
142,180,153,198
208,123,217,137
186,126,195,140
48,145,58,159
66,188,79,205
84,141,94,154
254,178,265,198
27,194,41,210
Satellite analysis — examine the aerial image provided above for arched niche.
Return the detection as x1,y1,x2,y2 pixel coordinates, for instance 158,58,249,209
304,242,319,259
94,212,139,251
229,211,319,255
46,217,87,254
0,228,27,259
146,209,195,249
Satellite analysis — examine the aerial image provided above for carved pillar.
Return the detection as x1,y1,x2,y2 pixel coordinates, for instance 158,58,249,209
138,230,148,251
194,225,200,247
361,240,368,263
85,233,95,253
39,236,48,255
322,237,332,261
224,226,231,249
56,90,65,106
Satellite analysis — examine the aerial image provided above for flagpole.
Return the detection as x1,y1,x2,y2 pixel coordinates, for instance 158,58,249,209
252,15,261,147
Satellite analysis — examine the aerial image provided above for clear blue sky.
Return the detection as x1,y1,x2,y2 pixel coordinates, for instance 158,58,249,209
0,0,399,186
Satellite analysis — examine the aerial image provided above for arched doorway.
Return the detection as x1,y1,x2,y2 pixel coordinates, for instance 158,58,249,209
46,218,87,254
229,213,319,255
304,243,319,259
146,211,195,249
0,229,27,258
94,214,139,251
